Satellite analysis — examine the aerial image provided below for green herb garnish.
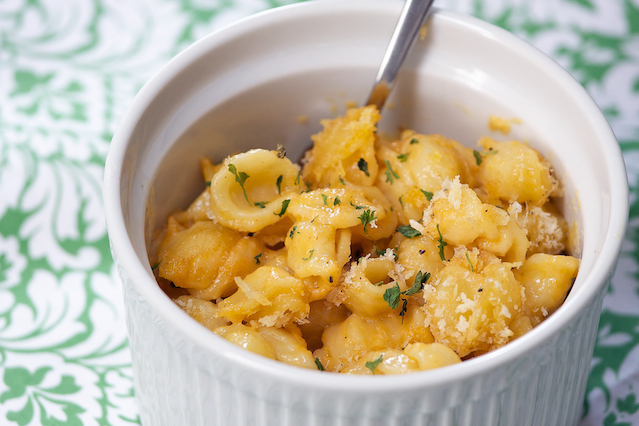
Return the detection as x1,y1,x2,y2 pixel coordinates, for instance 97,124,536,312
420,189,433,201
339,175,346,185
358,158,370,177
254,253,262,265
405,271,430,296
321,194,328,206
397,225,421,238
274,199,290,217
333,197,341,206
276,144,286,159
409,138,419,144
398,196,404,209
397,152,410,162
399,298,409,322
437,224,448,260
151,260,161,271
254,201,267,208
383,271,430,318
466,252,474,272
350,201,365,209
383,283,401,309
315,358,326,371
289,226,297,239
228,164,250,204
358,209,377,234
295,171,301,186
276,175,283,194
383,160,400,184
302,249,315,261
473,149,498,165
365,354,384,374
205,181,211,187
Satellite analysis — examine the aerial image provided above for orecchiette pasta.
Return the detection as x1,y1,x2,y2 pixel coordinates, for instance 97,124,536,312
152,105,579,374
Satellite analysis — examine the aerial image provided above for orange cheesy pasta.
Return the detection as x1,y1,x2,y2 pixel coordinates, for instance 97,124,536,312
151,106,578,374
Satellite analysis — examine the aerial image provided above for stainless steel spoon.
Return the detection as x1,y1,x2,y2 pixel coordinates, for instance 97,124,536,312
366,0,436,111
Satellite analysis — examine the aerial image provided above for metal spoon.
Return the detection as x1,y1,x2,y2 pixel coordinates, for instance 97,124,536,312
366,0,436,111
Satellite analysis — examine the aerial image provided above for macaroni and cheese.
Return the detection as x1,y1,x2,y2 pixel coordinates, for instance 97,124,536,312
151,106,579,374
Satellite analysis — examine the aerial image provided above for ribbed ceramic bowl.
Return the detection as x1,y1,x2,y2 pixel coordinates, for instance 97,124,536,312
103,1,628,425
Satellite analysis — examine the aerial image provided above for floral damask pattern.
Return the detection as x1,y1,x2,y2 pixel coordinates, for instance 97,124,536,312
0,0,636,424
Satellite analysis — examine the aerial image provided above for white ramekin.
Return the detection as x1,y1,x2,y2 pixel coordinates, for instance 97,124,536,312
103,2,628,425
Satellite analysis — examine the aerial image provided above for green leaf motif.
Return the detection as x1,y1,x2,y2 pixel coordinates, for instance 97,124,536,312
37,395,85,426
6,397,34,426
42,375,81,395
555,31,628,86
617,394,639,415
10,70,89,121
10,70,54,97
562,0,595,10
625,0,639,35
603,411,632,426
585,311,639,413
1,367,51,403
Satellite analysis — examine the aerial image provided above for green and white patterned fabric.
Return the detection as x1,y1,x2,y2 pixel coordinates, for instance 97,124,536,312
0,0,635,424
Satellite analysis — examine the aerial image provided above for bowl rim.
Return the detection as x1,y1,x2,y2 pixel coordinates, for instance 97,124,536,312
103,0,629,392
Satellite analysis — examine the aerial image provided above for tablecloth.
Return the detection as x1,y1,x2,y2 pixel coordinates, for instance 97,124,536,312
0,0,636,424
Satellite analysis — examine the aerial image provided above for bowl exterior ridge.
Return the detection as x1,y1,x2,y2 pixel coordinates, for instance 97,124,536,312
118,247,606,426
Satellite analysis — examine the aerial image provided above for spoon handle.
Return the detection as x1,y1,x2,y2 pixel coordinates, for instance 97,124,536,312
366,0,436,111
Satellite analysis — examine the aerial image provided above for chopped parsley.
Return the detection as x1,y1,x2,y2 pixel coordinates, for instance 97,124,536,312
274,199,290,217
383,160,399,184
405,271,430,296
383,271,430,317
228,164,250,204
473,150,483,165
333,197,341,206
276,144,286,158
339,175,346,185
409,138,419,144
254,201,267,208
473,149,498,165
397,152,410,162
398,196,404,209
305,181,313,192
466,252,474,272
310,215,319,223
399,298,409,322
151,260,161,271
436,224,448,260
373,281,385,286
383,283,401,309
397,224,421,238
289,226,297,239
254,253,262,265
315,358,326,371
321,194,328,206
365,354,384,374
420,189,433,201
295,171,301,186
205,181,211,187
276,175,283,194
358,158,370,177
350,201,365,209
358,209,377,234
302,249,315,261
